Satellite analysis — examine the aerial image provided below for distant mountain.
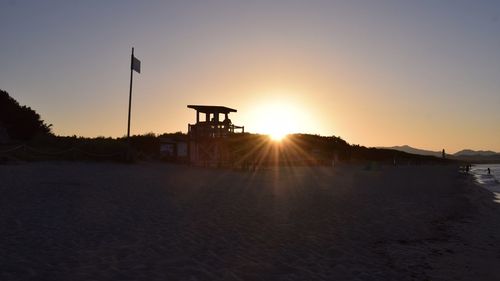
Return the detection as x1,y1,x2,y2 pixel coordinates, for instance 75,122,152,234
382,145,442,157
383,145,500,163
452,149,500,163
454,149,499,157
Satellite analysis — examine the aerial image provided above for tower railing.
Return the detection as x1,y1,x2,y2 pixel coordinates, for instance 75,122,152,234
188,121,244,139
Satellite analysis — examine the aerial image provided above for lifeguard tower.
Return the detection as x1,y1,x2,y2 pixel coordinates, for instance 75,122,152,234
187,105,244,166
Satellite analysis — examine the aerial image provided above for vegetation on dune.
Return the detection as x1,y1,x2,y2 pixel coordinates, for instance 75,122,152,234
224,133,449,166
0,89,52,140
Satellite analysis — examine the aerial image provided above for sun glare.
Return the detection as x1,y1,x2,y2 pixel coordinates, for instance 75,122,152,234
249,99,310,140
270,131,287,141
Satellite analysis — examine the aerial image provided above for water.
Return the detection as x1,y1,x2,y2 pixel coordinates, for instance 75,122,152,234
470,164,500,203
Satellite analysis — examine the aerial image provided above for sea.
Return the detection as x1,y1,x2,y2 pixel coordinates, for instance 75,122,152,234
470,164,500,203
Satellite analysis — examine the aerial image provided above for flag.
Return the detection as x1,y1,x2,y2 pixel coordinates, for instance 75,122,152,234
131,55,141,74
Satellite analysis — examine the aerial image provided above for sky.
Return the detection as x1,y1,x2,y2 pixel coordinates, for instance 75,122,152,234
1,0,499,153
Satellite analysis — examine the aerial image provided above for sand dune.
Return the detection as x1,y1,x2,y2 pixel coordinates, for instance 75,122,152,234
1,162,499,280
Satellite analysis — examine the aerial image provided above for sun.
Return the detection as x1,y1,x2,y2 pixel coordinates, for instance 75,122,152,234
269,131,287,141
248,100,309,140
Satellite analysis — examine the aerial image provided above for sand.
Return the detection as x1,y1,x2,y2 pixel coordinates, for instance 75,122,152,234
1,162,499,280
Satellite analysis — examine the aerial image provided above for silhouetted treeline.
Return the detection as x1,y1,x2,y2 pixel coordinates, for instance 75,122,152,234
1,129,455,164
224,133,351,165
0,89,52,140
0,133,186,162
224,133,451,166
0,89,454,164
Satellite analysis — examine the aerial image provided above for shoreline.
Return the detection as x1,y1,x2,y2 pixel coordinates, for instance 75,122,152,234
470,164,500,203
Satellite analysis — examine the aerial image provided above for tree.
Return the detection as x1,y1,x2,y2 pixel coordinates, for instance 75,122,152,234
0,89,52,140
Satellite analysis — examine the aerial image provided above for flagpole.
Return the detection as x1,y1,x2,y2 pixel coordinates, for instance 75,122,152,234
127,47,134,160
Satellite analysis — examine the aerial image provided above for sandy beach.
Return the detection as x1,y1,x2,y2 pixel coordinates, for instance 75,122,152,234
1,162,499,280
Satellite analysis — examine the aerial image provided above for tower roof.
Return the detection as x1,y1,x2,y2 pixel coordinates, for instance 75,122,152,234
187,105,237,114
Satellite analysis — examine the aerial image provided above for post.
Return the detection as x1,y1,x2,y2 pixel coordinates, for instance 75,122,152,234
127,47,134,160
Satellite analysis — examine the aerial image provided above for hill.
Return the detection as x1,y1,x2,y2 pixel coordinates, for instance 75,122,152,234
381,145,442,157
454,149,499,157
384,145,500,163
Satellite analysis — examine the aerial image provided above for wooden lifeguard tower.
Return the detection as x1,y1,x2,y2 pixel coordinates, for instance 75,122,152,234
187,105,244,166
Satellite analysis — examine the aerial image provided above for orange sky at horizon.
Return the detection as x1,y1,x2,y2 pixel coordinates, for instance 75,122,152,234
22,45,500,153
1,1,499,153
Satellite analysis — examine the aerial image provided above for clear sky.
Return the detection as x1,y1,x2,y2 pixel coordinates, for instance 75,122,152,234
1,0,499,152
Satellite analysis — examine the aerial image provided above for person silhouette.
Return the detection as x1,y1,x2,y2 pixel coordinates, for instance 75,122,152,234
488,168,491,175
